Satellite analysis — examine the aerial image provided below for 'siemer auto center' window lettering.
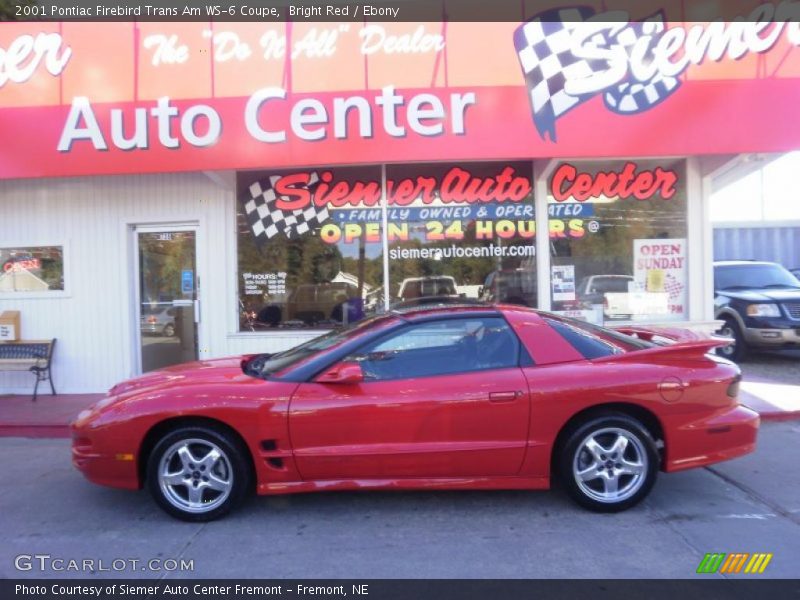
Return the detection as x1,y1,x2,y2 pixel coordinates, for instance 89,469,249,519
548,160,688,325
236,161,536,332
237,166,384,332
385,162,536,310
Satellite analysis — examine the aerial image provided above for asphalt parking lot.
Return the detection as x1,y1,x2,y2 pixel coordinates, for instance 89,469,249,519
1,421,799,580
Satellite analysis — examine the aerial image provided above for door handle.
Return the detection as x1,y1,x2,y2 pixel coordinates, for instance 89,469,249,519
489,391,521,402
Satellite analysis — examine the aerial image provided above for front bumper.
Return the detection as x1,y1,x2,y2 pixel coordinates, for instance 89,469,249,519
71,428,139,490
663,404,759,473
743,326,800,348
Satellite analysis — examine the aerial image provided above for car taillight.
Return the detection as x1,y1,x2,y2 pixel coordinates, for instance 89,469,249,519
727,373,741,398
147,316,157,323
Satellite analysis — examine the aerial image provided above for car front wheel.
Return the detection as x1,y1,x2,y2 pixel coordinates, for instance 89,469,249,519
559,414,658,512
146,426,251,521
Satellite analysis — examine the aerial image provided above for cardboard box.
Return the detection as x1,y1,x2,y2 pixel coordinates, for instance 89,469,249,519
0,310,21,341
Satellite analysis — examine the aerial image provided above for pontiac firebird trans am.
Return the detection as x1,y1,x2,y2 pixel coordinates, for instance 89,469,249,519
72,305,759,521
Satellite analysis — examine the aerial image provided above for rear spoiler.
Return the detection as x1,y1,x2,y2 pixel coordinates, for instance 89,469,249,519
597,326,733,362
613,325,706,342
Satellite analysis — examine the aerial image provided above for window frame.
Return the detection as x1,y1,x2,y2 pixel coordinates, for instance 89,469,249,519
0,240,70,299
542,157,691,324
344,314,528,382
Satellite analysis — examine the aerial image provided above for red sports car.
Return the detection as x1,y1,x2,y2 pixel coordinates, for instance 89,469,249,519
72,305,759,521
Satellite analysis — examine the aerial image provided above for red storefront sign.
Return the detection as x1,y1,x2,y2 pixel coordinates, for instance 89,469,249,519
270,165,531,211
1,5,799,180
551,162,678,202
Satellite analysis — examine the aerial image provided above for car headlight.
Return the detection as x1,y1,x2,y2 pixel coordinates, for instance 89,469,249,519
746,303,781,317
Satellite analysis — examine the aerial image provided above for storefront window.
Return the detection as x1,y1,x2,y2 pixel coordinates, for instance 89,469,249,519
385,162,536,308
548,159,688,324
0,246,64,292
237,161,537,332
236,166,384,331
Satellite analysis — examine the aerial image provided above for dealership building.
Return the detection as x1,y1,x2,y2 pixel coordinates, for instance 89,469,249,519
1,11,798,393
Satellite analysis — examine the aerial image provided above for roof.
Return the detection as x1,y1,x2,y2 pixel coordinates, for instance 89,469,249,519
390,303,501,321
387,301,550,324
713,260,778,267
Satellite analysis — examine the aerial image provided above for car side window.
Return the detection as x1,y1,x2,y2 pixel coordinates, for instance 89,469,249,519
347,317,522,381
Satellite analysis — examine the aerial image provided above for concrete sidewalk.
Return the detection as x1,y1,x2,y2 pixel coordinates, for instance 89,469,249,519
0,393,101,438
738,351,800,421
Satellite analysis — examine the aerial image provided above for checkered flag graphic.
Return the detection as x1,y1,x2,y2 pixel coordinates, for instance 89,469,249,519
664,273,685,300
601,16,680,114
514,8,682,141
242,172,329,246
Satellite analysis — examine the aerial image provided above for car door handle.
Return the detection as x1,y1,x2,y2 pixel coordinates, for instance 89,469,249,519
489,391,521,402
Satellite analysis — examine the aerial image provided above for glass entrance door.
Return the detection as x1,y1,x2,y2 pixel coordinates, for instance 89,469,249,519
136,229,199,373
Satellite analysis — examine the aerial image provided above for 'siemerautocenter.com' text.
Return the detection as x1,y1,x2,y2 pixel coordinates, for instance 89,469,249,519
389,244,535,260
14,553,194,573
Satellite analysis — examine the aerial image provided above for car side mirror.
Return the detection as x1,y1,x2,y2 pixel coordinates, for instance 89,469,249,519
315,361,364,384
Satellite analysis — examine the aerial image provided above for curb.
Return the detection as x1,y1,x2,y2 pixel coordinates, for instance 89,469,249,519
758,410,800,423
0,425,71,439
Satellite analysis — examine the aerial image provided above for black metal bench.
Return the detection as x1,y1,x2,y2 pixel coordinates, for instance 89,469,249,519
0,339,57,401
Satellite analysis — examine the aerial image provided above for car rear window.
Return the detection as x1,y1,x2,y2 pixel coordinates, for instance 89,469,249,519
543,317,625,359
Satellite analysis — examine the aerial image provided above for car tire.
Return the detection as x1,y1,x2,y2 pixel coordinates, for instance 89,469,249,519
717,317,748,362
146,425,251,522
558,413,659,512
162,323,175,337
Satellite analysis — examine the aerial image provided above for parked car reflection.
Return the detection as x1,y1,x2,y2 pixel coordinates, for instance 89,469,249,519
140,305,177,337
240,282,368,330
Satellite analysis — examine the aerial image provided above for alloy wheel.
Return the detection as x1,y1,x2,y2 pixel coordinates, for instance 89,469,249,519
158,438,233,514
572,427,648,504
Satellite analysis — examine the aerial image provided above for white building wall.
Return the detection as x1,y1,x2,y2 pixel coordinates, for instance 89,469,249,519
0,172,318,394
1,160,723,394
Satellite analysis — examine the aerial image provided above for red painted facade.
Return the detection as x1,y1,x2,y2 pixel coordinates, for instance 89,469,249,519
2,12,799,180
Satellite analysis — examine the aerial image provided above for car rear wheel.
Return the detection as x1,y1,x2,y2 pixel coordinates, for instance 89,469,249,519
146,426,250,521
162,323,175,337
559,414,658,512
717,317,747,362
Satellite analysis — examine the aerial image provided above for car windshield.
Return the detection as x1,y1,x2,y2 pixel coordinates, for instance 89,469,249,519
250,314,391,377
715,264,800,290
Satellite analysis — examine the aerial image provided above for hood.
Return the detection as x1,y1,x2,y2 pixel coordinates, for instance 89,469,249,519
718,288,800,302
109,356,250,397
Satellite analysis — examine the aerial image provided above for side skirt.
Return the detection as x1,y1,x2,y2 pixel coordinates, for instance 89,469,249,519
256,476,550,495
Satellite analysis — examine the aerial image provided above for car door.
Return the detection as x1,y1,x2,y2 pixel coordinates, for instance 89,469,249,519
288,316,531,481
